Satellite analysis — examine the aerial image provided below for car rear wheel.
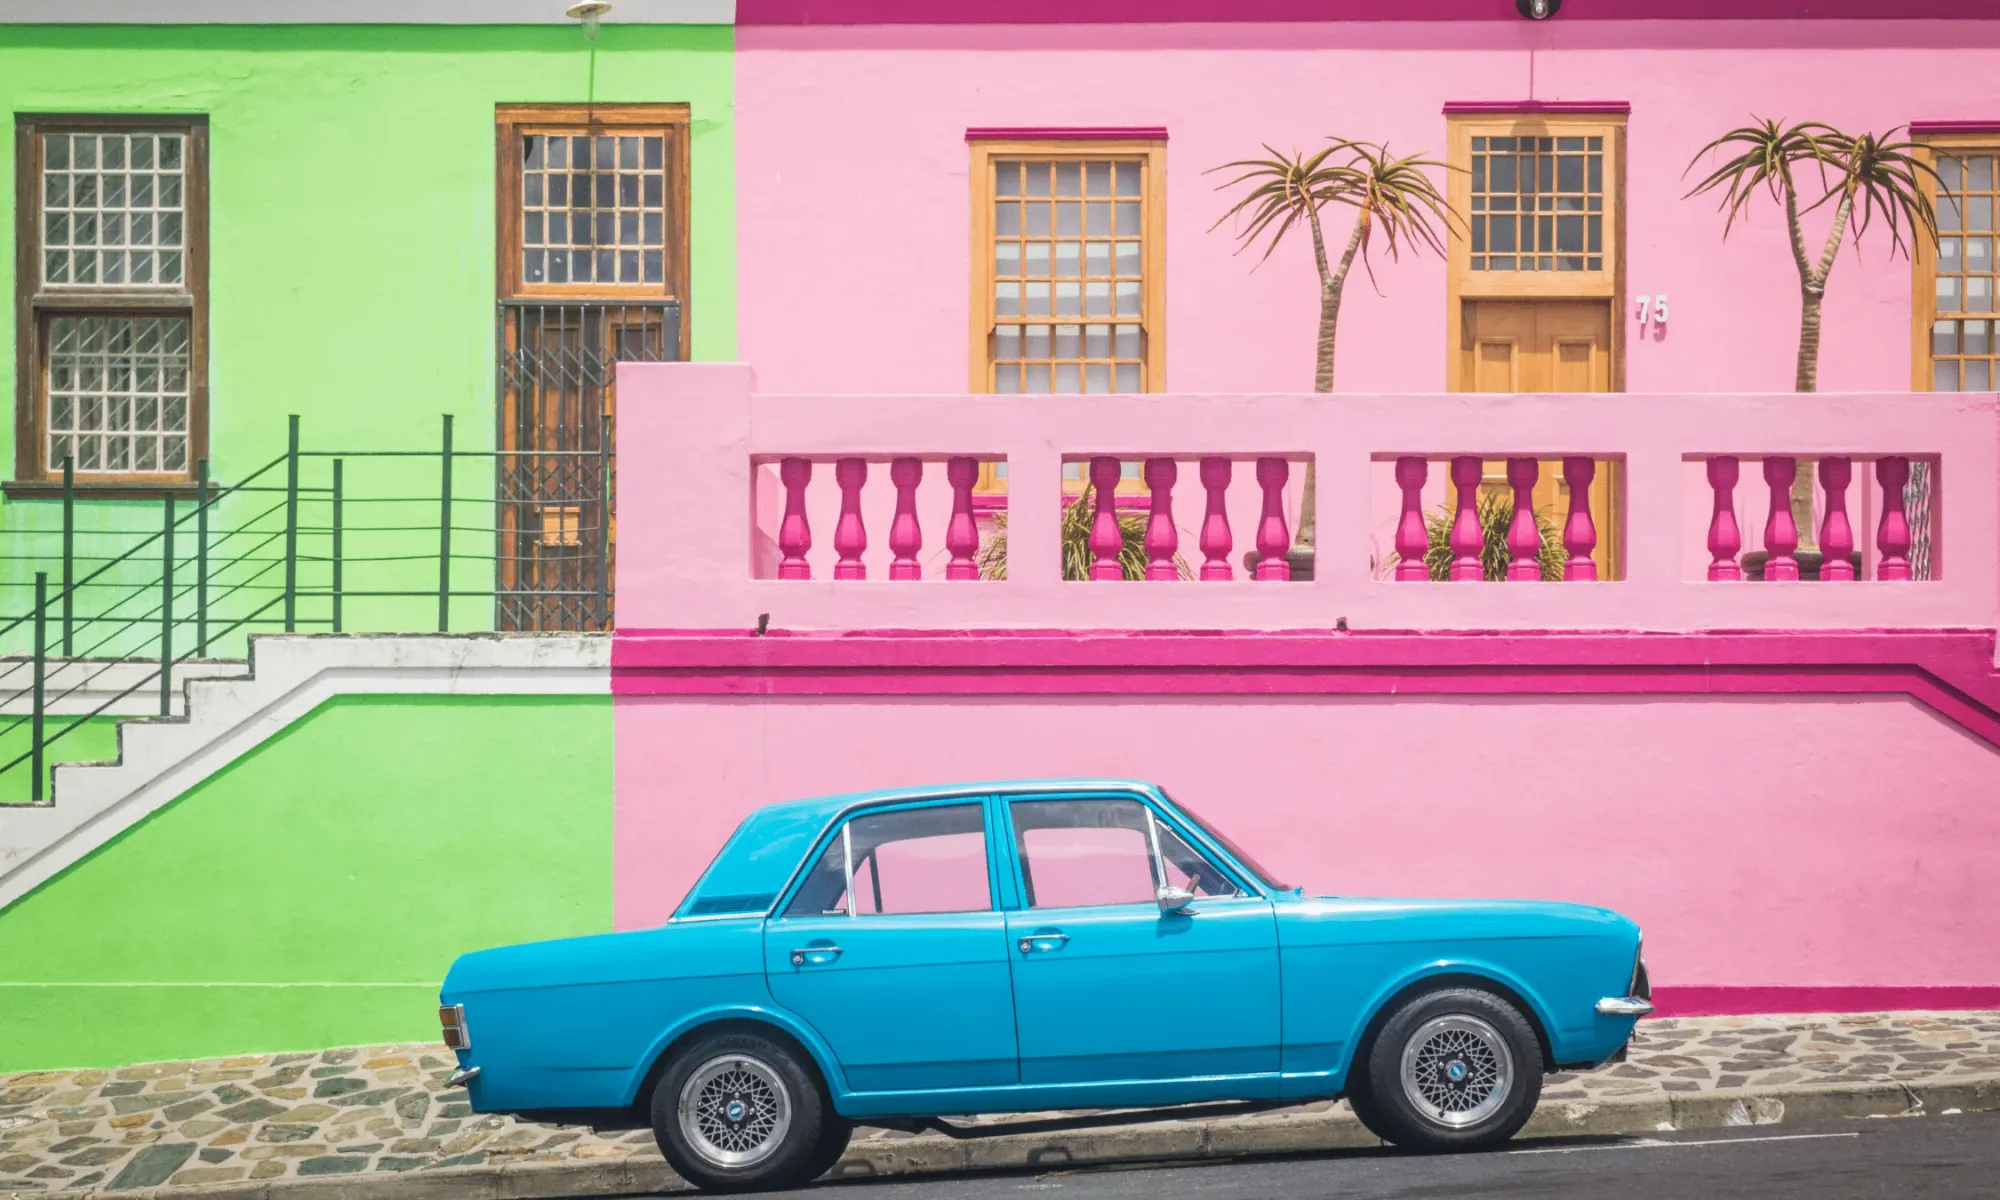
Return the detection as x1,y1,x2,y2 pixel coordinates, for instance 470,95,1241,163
1360,986,1542,1152
651,1030,829,1193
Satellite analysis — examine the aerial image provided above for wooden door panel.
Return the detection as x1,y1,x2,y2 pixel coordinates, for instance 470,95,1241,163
1460,300,1620,579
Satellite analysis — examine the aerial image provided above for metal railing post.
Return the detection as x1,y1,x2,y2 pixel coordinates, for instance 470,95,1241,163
60,457,74,657
32,572,47,804
331,458,344,635
438,414,454,633
196,458,210,657
160,492,175,717
284,415,300,633
596,412,612,630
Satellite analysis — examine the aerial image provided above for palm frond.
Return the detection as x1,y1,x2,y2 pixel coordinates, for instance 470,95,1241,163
1208,139,1453,273
1683,118,1842,239
1836,128,1939,260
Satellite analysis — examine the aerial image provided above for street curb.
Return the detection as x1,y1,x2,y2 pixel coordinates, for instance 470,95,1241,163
45,1074,2000,1199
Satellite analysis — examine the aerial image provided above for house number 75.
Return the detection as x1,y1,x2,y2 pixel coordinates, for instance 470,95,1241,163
1636,295,1670,325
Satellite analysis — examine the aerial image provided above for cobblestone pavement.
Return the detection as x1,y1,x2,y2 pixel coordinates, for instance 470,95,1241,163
0,1011,1996,1193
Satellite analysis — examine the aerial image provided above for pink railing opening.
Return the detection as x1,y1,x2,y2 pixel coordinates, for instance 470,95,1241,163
617,365,1998,634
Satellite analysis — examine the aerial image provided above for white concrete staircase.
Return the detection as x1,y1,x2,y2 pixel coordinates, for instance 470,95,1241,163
0,634,608,911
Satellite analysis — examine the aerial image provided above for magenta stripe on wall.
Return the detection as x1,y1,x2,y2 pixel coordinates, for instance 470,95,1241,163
612,627,2000,750
1652,987,2000,1018
739,0,2000,24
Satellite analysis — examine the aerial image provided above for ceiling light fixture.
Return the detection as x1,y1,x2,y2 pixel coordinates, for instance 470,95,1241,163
566,1,612,39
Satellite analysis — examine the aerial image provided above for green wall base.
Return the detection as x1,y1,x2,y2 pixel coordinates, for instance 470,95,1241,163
0,693,611,1073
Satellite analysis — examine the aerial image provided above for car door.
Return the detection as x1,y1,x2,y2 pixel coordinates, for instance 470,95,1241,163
1002,794,1282,1086
765,799,1018,1093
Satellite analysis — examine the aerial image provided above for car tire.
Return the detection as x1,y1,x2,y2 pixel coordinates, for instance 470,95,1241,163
801,1115,854,1182
1360,986,1543,1153
1342,1064,1393,1144
650,1030,830,1193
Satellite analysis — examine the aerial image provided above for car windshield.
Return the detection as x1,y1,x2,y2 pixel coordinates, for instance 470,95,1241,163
1163,793,1291,891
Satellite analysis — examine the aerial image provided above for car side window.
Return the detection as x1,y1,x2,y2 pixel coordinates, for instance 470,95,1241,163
1010,797,1238,910
783,803,991,917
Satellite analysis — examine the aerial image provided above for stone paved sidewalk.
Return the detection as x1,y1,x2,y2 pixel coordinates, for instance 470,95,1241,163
1,1010,1997,1195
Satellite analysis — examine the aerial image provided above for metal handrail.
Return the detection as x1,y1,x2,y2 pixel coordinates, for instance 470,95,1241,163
0,411,616,801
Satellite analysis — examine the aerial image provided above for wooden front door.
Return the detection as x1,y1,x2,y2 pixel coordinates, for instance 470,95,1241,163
493,104,690,631
1459,299,1620,578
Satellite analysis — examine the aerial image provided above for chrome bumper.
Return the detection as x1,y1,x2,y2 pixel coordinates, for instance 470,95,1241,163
445,1066,481,1089
1597,996,1655,1016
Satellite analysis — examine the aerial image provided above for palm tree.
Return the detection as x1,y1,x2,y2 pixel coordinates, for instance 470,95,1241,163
1684,120,1938,555
1210,140,1455,573
1684,119,1937,392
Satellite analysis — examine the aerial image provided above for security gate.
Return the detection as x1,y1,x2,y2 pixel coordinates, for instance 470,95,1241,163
495,300,680,631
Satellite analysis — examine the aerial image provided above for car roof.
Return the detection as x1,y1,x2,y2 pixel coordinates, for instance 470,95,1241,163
748,777,1161,827
672,779,1162,920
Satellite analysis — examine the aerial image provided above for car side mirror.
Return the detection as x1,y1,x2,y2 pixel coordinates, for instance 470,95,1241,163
1157,884,1196,914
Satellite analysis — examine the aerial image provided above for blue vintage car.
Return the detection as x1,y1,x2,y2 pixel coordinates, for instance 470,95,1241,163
437,780,1651,1192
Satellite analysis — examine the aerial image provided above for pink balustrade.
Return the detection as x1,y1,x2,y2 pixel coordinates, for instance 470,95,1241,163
618,365,1992,632
1696,453,1929,583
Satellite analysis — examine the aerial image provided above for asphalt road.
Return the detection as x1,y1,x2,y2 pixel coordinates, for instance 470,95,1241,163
619,1108,2000,1200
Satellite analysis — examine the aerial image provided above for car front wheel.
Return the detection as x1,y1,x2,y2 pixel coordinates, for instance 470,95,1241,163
651,1030,829,1193
1359,986,1542,1152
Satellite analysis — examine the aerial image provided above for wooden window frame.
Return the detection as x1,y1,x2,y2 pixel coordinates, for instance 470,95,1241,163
1445,113,1627,392
1910,130,1997,392
495,103,691,319
968,137,1166,493
11,113,210,499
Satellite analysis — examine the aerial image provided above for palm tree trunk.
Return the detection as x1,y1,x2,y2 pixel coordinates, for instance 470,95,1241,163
1787,187,1857,548
1293,216,1367,567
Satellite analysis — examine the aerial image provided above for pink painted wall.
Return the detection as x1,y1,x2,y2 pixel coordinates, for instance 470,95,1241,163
614,691,2000,991
734,20,2000,397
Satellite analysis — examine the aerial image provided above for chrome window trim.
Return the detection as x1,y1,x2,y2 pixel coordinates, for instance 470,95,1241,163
758,780,1267,921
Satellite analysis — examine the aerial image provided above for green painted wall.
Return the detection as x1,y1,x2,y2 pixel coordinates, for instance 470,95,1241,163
0,24,736,644
0,692,612,1072
0,713,118,804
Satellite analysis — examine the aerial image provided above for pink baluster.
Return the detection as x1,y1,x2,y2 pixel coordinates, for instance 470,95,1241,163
1199,457,1233,581
1505,457,1541,581
1447,455,1483,582
1761,456,1799,581
777,457,812,580
1705,456,1742,581
945,456,980,581
1143,458,1178,581
1561,456,1598,581
833,457,868,580
1876,455,1913,581
1818,456,1855,582
1254,457,1291,581
888,457,923,581
1087,456,1125,581
1393,456,1429,581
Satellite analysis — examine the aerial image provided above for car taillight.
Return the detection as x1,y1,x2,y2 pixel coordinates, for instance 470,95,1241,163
439,1003,471,1051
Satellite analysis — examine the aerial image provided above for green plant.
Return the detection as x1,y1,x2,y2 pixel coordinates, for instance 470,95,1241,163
1684,120,1939,550
1684,119,1937,393
976,486,1190,581
1413,491,1567,583
1209,140,1457,562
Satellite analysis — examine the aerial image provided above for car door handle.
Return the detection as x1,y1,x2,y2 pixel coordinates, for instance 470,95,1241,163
1018,933,1070,954
789,945,842,967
